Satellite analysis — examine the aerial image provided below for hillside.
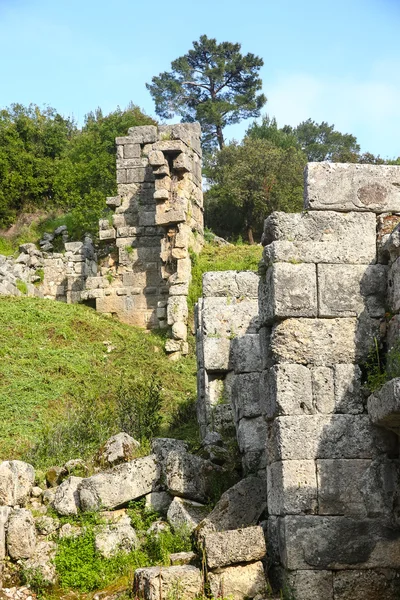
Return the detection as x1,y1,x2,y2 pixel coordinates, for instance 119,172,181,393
0,297,197,464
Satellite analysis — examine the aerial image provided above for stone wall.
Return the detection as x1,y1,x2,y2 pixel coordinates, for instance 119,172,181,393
82,123,203,357
258,163,400,599
195,270,264,474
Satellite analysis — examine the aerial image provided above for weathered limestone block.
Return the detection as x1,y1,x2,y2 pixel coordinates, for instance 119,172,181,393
237,417,267,472
305,162,400,212
230,334,261,373
0,460,35,506
167,296,188,325
95,518,138,558
24,540,57,584
127,125,158,143
276,515,400,569
133,566,202,600
267,460,317,515
204,526,266,568
334,364,364,414
202,270,259,299
260,263,317,324
333,569,400,600
198,476,267,533
267,415,398,463
270,316,380,366
368,377,400,434
53,476,82,516
208,561,266,600
317,264,387,318
316,457,399,517
79,455,159,511
167,497,209,532
282,569,334,600
96,432,140,467
201,297,259,337
203,337,232,371
262,212,376,265
145,491,172,516
231,373,261,421
169,551,198,566
164,450,217,503
7,508,36,559
261,364,313,419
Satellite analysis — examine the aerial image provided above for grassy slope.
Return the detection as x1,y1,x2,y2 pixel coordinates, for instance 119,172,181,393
0,298,197,460
0,241,261,464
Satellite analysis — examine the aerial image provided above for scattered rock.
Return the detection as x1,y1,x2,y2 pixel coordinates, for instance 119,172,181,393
203,526,266,569
208,561,267,600
133,566,202,600
24,540,57,584
96,432,140,467
58,522,81,539
45,466,66,488
35,516,59,536
144,491,172,516
95,516,138,559
170,551,198,566
167,497,209,533
53,476,82,516
7,509,36,560
0,460,35,506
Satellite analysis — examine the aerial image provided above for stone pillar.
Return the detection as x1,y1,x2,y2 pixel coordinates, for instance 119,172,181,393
259,163,400,599
195,270,264,474
85,124,204,357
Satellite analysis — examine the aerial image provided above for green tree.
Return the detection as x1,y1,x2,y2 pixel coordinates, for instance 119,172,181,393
146,35,266,150
205,137,306,243
246,115,300,151
286,118,360,162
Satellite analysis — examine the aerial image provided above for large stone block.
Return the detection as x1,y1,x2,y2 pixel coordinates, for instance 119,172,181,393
231,373,261,421
318,264,387,318
311,366,335,413
204,526,266,568
0,506,11,559
164,450,218,503
79,455,159,511
230,334,261,374
0,460,35,506
198,476,267,534
260,263,317,324
202,270,259,299
305,162,400,212
333,569,400,600
203,337,232,371
282,570,334,600
368,377,400,434
316,457,399,517
277,515,400,570
7,508,36,559
267,415,398,463
388,257,400,313
334,364,364,414
260,364,313,419
270,317,380,366
201,297,259,338
133,565,202,600
208,561,266,600
237,416,267,472
167,497,209,532
267,460,317,515
167,296,188,325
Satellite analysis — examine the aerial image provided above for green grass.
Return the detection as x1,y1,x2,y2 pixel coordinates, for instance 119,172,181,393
188,241,262,312
0,297,197,463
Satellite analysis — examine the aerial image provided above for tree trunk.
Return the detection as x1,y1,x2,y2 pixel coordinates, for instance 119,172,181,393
247,226,255,245
216,125,225,150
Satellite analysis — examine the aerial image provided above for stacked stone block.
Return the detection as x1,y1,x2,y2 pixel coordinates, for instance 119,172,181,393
259,163,400,599
195,270,264,473
84,124,203,356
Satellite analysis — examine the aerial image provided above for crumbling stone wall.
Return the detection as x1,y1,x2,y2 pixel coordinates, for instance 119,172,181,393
82,124,203,357
195,270,264,474
258,163,400,599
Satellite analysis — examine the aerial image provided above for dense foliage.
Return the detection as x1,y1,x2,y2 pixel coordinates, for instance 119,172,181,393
0,103,155,235
147,35,266,150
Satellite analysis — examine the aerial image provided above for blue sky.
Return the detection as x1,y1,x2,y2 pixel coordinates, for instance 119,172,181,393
0,0,399,157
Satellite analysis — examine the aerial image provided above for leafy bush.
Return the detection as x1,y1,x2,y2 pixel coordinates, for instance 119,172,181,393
116,377,163,441
16,279,28,295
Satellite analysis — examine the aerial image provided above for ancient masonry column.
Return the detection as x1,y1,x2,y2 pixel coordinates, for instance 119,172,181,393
83,124,203,358
195,270,265,473
258,163,400,599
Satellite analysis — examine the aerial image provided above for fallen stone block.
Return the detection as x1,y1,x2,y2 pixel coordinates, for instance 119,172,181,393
305,162,400,212
204,526,266,568
0,506,11,559
145,491,172,516
197,476,267,534
7,508,36,559
79,455,159,511
95,518,138,558
24,540,57,584
167,497,209,532
53,476,82,516
0,460,35,506
96,432,140,467
133,565,202,600
170,551,198,566
208,561,266,600
164,450,218,503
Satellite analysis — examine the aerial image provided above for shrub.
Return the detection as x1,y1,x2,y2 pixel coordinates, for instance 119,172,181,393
116,377,163,442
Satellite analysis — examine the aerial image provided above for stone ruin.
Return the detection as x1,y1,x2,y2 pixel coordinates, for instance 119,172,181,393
0,123,204,358
1,125,400,599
